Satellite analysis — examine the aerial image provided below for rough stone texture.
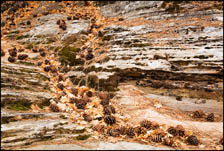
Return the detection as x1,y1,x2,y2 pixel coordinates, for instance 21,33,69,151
19,14,89,44
1,1,223,150
1,62,52,109
1,110,90,149
20,142,172,150
29,14,66,36
79,1,223,99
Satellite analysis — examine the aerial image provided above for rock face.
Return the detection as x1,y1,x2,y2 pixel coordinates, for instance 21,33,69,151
1,1,223,150
80,1,223,99
20,141,172,150
1,62,51,110
20,14,89,44
1,109,92,149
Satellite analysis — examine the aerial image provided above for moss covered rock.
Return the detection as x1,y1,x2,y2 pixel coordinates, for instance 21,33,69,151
58,46,84,66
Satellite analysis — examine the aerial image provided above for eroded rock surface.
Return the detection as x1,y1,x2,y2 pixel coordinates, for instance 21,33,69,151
1,1,223,150
83,1,223,100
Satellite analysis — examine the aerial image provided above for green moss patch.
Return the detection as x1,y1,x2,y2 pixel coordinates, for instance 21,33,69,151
84,66,103,73
25,43,34,49
213,3,223,10
58,46,84,66
36,74,49,81
16,34,30,40
2,97,32,111
1,118,9,124
17,61,35,66
7,103,30,111
1,116,19,125
75,134,91,140
130,43,151,47
37,99,51,109
59,115,68,119
102,35,113,41
73,128,86,134
87,75,99,88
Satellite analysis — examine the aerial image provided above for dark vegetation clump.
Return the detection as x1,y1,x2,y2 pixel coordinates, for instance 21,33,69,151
50,66,58,73
71,88,78,96
9,48,17,57
45,59,50,65
56,19,60,25
73,16,79,20
26,20,31,25
94,116,103,121
73,98,87,109
18,54,28,60
57,83,64,90
37,61,42,66
49,103,60,112
67,16,72,20
18,48,24,52
58,74,64,82
126,127,135,137
167,126,177,136
140,120,152,129
187,135,199,146
39,48,44,52
40,51,46,57
86,91,93,97
103,105,115,115
32,48,38,52
117,126,127,135
135,126,147,135
8,56,15,62
151,122,160,130
107,128,120,137
44,66,51,72
93,124,104,132
70,97,79,104
163,137,174,146
104,115,116,125
161,1,183,13
176,125,185,137
59,24,67,30
83,113,92,122
100,99,109,106
206,113,214,122
85,52,94,60
150,135,163,143
75,102,87,109
118,18,124,21
193,110,205,118
57,19,67,30
98,30,103,37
